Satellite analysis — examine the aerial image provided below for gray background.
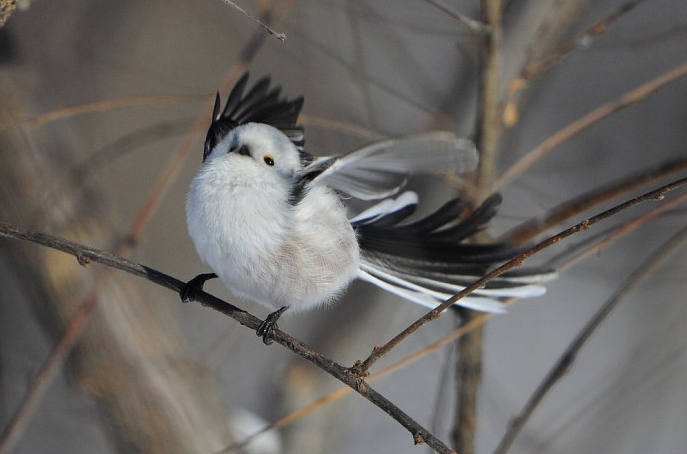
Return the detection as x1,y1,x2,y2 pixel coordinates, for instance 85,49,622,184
1,1,686,453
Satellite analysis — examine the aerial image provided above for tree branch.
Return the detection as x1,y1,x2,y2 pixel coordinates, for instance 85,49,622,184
495,61,687,190
492,222,687,454
351,176,687,375
501,155,687,244
0,222,456,454
522,0,649,83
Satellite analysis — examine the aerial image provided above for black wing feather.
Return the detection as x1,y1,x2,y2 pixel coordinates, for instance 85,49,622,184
203,73,305,161
357,194,533,269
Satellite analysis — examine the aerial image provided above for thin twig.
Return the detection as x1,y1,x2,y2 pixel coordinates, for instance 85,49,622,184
522,0,650,81
0,223,455,454
73,118,193,178
294,114,387,141
219,0,286,41
351,176,687,376
502,155,687,243
495,62,687,190
552,190,687,271
492,223,687,454
503,0,650,127
0,94,206,131
422,0,490,35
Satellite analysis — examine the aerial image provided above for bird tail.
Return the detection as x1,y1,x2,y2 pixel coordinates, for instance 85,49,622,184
351,191,556,313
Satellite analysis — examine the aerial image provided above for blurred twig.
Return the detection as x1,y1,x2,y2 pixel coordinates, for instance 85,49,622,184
502,155,687,243
351,176,687,376
422,0,490,35
503,0,650,126
0,222,456,454
219,0,286,41
73,118,193,178
522,0,648,81
300,114,387,141
0,94,206,131
492,223,687,454
496,62,687,190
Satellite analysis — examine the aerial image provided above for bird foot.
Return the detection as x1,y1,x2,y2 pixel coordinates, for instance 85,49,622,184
179,273,217,303
256,306,289,345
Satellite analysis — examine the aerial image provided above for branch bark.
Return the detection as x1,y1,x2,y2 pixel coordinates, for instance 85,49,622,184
0,222,456,454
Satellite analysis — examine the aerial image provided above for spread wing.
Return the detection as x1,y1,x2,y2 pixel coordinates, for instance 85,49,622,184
204,73,305,161
301,132,478,200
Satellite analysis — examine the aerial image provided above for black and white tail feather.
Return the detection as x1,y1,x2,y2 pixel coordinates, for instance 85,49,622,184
352,192,556,313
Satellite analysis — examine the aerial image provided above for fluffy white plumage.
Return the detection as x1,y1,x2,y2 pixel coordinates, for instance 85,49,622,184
187,123,360,312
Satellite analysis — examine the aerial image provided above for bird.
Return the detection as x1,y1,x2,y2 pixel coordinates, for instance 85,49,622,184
182,73,554,344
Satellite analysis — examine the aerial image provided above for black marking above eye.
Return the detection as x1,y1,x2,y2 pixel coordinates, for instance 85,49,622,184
263,155,275,166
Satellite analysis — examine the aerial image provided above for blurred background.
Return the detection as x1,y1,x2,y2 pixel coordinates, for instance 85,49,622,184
1,0,686,453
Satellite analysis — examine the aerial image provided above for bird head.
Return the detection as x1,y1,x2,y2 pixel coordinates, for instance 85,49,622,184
204,122,302,183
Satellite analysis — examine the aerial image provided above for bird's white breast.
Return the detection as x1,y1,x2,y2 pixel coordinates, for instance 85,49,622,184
186,159,359,312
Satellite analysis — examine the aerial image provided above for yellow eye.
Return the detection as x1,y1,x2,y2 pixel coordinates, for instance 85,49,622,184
263,155,274,166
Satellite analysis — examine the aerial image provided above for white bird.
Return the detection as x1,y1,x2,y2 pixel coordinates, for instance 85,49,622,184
183,74,554,343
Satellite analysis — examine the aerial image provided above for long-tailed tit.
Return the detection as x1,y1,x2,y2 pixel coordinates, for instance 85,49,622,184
182,74,553,343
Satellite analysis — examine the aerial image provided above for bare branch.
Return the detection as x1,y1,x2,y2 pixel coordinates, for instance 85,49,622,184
0,94,206,131
552,191,687,271
0,223,456,454
522,0,650,82
496,61,687,190
502,155,687,243
492,223,687,454
503,0,650,127
351,176,687,375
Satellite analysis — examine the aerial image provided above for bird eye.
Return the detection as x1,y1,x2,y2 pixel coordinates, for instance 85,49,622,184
263,155,275,166
238,145,251,156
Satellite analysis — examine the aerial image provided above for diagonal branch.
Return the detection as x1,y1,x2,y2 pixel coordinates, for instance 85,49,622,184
492,222,687,454
495,61,687,190
501,155,687,244
351,176,687,375
522,0,650,82
0,222,456,454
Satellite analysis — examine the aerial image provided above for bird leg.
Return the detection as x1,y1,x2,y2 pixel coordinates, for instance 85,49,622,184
179,273,218,303
256,306,289,345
